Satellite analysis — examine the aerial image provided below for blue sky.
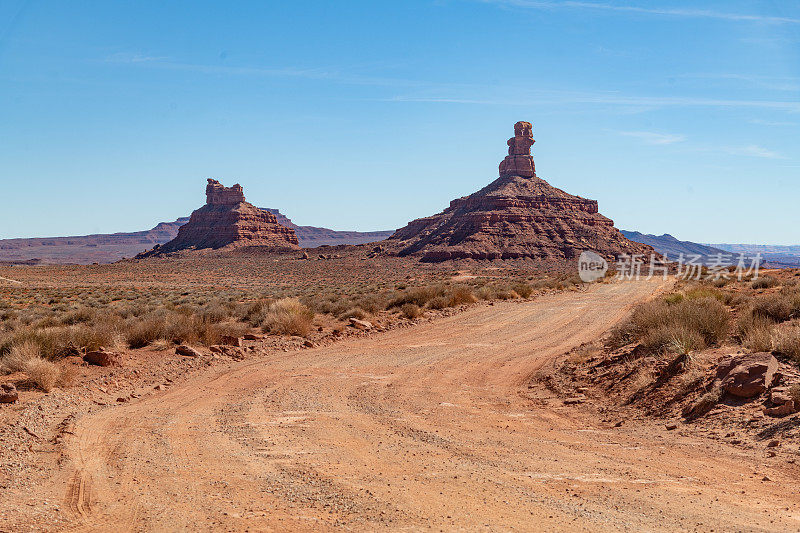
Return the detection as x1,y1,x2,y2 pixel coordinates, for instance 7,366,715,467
1,1,798,244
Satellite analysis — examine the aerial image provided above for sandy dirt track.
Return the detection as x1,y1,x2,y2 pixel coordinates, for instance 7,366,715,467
43,280,800,531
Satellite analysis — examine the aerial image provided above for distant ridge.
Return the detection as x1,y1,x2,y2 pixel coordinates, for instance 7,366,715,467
621,231,727,259
708,243,800,267
261,209,394,248
0,204,392,265
0,217,189,265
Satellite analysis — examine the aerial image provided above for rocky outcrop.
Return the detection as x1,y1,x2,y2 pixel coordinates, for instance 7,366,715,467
716,352,779,398
389,121,653,262
0,383,18,404
83,348,120,367
144,180,299,255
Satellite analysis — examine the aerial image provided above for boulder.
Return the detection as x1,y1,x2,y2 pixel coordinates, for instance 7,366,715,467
0,383,18,404
765,401,796,417
349,318,373,330
176,345,202,357
83,349,120,367
716,352,778,398
220,335,242,347
770,387,793,406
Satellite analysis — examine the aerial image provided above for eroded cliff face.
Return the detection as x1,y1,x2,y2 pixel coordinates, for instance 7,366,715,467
390,121,653,262
147,179,299,255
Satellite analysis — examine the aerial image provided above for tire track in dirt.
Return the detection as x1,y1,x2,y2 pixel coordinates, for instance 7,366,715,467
49,279,800,531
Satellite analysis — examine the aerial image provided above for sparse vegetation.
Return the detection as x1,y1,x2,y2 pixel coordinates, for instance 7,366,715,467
610,296,729,354
0,255,579,392
0,340,73,391
259,298,315,337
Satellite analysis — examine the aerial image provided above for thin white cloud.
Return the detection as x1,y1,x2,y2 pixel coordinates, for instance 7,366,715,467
482,0,800,24
389,93,800,112
617,131,685,145
105,54,800,113
749,119,798,127
730,145,786,159
105,53,170,63
677,73,800,92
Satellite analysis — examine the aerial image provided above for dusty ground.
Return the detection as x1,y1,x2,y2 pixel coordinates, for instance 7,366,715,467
3,278,799,531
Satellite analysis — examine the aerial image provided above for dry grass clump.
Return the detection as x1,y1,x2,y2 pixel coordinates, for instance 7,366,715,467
388,286,440,308
640,325,705,355
260,298,315,337
0,341,72,392
1,323,118,360
751,276,779,290
741,318,775,352
511,282,534,298
750,294,795,323
773,325,800,361
400,303,422,319
123,309,252,348
610,297,729,354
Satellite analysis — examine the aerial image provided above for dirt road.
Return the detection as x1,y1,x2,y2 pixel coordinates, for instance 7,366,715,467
45,280,800,531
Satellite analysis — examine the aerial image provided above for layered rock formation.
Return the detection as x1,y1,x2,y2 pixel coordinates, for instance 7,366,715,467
146,179,299,255
389,121,653,262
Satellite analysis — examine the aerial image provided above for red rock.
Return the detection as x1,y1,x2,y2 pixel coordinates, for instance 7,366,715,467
717,352,778,398
764,401,797,417
220,335,242,347
141,179,299,256
388,121,653,262
349,318,373,330
83,349,120,367
563,397,585,405
770,387,793,405
176,345,202,357
0,383,18,404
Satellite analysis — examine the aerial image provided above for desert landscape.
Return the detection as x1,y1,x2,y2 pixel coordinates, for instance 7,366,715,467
3,2,799,532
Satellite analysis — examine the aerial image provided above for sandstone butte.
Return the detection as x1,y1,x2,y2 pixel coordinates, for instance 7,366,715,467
142,179,299,256
389,121,654,262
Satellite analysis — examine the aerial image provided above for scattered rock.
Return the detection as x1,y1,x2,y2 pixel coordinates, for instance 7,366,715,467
303,340,315,348
767,440,780,448
0,383,18,404
764,400,797,417
349,318,373,330
83,349,120,367
116,397,128,403
209,345,223,354
716,352,778,398
770,387,793,405
176,345,202,357
220,335,242,347
563,397,585,405
665,422,678,431
243,334,263,341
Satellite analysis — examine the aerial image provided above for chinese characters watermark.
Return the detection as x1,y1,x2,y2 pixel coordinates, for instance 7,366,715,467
579,251,763,282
